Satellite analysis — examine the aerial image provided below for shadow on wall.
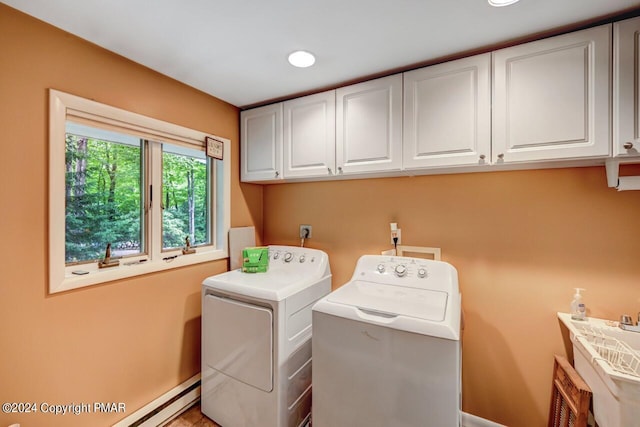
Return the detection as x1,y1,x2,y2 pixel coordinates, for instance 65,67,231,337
463,311,540,426
237,182,264,244
179,292,203,380
558,317,574,364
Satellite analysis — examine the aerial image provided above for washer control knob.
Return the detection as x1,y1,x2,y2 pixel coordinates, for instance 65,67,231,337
284,252,293,263
394,264,407,277
273,252,279,260
377,264,386,273
417,268,427,278
299,255,306,263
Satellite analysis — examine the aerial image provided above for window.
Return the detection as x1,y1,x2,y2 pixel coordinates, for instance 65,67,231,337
49,90,230,293
161,144,210,250
65,123,145,264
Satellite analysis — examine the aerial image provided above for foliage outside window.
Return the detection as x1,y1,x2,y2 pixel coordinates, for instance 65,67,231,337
162,145,210,250
50,89,230,293
65,125,144,264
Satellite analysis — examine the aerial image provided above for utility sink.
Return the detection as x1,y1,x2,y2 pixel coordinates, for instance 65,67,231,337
558,312,640,427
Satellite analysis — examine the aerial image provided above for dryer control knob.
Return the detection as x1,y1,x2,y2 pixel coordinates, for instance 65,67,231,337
284,252,293,263
299,255,306,263
417,268,427,278
394,264,407,277
377,264,385,273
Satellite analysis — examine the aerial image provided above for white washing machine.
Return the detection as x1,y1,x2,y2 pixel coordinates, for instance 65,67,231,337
312,255,462,427
201,245,331,427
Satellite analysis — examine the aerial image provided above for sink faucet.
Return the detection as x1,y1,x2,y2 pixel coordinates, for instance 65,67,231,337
619,313,640,333
621,314,634,326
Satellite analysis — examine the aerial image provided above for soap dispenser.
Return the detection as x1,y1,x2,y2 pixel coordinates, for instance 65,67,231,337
570,288,587,321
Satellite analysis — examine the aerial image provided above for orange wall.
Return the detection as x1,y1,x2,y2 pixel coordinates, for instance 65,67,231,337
3,4,640,427
0,4,261,426
263,166,640,426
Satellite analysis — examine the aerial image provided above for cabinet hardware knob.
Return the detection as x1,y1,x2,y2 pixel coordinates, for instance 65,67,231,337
328,167,332,174
497,153,504,160
479,154,486,160
275,171,280,177
624,142,634,149
338,167,343,173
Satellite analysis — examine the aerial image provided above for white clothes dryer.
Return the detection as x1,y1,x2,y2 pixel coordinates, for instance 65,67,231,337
312,255,462,427
201,245,331,427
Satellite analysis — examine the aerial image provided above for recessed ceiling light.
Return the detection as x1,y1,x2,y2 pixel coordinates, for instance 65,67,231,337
288,51,316,68
488,0,520,6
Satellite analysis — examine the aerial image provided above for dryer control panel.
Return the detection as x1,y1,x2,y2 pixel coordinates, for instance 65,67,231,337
269,247,317,264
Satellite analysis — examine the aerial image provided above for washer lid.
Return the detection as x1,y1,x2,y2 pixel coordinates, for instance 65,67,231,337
327,280,448,321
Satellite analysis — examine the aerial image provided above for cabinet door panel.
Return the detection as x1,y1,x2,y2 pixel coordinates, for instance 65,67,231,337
404,53,491,168
614,16,640,157
241,104,283,182
336,75,402,174
507,46,587,146
284,90,336,178
493,24,611,163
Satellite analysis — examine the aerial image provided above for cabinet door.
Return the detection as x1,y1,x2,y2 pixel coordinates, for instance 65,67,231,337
336,75,402,174
493,24,611,163
283,90,336,178
241,103,283,182
614,17,640,158
403,53,491,169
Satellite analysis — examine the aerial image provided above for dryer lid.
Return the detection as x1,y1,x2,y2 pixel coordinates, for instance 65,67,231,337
326,280,448,321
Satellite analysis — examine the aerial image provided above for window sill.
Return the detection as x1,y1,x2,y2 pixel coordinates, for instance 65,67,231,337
52,248,227,294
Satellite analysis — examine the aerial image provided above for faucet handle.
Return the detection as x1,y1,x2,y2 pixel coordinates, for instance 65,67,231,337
621,314,634,326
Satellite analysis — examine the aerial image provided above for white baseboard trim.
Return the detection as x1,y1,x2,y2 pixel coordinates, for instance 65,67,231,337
112,374,200,427
461,411,506,427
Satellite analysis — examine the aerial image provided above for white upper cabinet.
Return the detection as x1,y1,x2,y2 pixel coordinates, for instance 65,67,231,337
403,53,491,169
283,90,336,178
614,16,640,158
492,24,612,163
239,21,628,183
241,103,283,182
336,75,403,175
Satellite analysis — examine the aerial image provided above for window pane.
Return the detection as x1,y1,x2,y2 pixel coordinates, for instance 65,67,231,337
65,125,143,263
162,144,210,250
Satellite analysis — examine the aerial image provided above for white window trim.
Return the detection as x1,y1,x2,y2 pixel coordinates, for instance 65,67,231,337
49,89,230,293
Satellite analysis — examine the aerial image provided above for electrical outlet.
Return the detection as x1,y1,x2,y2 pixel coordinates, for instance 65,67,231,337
300,224,312,239
390,228,401,245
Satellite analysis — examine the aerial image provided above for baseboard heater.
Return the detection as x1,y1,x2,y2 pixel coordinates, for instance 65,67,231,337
112,374,200,427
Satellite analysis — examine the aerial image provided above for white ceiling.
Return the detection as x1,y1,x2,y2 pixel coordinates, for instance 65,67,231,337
3,0,640,108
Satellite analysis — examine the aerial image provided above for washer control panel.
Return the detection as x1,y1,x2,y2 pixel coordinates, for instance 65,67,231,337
351,255,457,293
354,255,447,285
370,258,430,279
